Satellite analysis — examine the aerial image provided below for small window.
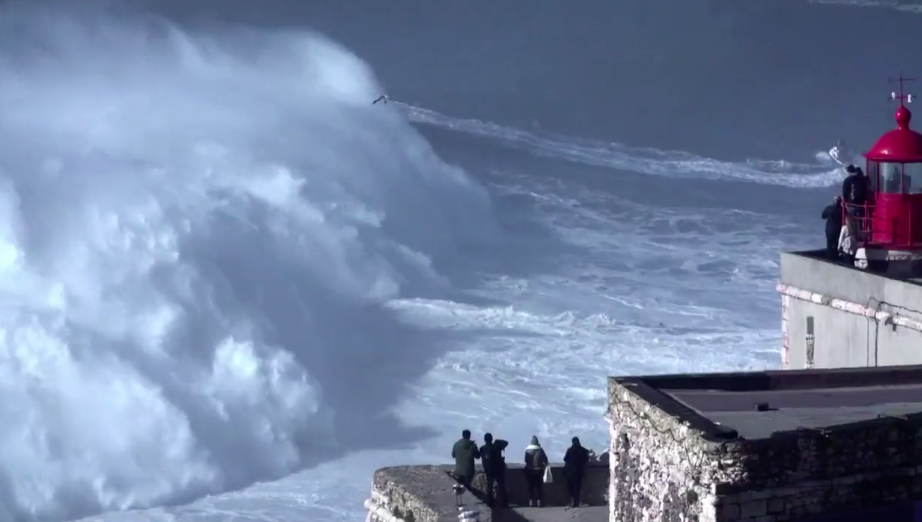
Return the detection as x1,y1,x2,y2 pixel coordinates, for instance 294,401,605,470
904,163,922,194
867,161,879,192
880,162,904,193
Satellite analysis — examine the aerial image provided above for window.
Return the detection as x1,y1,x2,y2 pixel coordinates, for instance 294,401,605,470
879,162,904,193
905,163,922,194
878,163,922,194
867,161,879,192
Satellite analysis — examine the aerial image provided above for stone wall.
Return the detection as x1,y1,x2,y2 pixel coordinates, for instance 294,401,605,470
715,416,922,521
369,466,460,522
608,376,922,522
368,463,609,522
608,379,742,522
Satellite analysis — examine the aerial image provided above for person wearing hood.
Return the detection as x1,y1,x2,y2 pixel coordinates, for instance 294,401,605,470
564,437,590,508
479,433,509,508
452,429,481,489
842,165,868,217
524,435,549,507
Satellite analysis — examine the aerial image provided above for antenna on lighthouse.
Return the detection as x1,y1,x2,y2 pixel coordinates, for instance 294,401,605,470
889,70,915,106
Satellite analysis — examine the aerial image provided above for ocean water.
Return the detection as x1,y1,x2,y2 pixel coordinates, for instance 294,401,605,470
0,0,916,520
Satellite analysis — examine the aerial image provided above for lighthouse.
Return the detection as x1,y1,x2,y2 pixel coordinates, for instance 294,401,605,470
849,72,922,273
778,72,922,370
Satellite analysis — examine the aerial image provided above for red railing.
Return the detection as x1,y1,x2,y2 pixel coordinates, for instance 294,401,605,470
841,201,919,248
841,202,873,244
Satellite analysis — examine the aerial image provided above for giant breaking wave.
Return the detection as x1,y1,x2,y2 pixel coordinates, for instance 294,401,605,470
0,3,496,520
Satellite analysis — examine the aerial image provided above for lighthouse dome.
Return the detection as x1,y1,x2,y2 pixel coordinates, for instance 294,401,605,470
865,105,922,162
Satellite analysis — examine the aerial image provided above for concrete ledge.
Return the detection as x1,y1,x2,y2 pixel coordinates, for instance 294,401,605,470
777,283,922,331
369,464,608,522
780,250,922,313
371,465,459,522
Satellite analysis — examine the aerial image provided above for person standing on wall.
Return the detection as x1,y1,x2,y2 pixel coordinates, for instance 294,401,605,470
452,429,481,490
564,437,590,508
479,433,509,508
524,436,549,507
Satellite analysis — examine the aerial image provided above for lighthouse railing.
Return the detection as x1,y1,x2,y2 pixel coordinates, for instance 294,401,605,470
843,201,921,248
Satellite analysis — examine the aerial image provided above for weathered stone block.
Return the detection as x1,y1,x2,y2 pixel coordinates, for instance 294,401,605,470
741,499,768,518
749,489,775,501
719,502,741,519
767,497,785,513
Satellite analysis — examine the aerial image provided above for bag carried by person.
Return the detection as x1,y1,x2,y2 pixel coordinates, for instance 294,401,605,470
459,508,480,522
542,466,553,484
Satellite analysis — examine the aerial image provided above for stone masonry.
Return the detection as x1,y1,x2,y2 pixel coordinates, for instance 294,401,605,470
608,376,922,522
368,464,609,522
608,378,739,522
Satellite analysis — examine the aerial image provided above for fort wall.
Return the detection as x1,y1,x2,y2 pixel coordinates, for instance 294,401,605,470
608,373,922,522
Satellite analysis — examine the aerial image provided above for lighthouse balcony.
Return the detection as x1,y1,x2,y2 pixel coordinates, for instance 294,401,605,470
841,159,922,248
843,201,922,250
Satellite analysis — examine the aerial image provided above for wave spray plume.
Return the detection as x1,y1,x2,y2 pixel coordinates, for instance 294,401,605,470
0,4,496,521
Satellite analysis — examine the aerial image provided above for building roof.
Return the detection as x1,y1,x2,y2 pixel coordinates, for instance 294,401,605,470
865,106,922,162
610,365,922,440
785,249,922,287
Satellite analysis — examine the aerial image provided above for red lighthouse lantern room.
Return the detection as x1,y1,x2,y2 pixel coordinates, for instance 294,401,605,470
858,73,922,268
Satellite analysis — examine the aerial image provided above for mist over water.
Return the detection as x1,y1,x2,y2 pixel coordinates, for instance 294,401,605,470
0,4,496,520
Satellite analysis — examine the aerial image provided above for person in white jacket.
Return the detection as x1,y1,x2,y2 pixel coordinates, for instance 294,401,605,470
524,436,549,507
838,220,857,264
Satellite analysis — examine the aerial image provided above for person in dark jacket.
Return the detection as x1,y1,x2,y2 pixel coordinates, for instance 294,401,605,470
822,196,844,260
452,430,481,489
842,165,868,215
564,437,590,508
479,433,509,508
524,436,549,507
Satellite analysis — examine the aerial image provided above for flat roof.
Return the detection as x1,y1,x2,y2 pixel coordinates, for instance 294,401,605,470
611,365,922,440
787,248,922,286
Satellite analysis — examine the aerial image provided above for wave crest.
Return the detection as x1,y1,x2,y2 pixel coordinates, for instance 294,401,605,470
0,4,495,520
399,102,843,188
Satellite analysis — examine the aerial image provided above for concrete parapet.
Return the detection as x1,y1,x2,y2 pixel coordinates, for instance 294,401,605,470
367,464,608,522
779,250,922,369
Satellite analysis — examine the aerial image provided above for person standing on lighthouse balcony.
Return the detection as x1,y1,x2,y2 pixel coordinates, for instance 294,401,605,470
822,196,844,260
842,165,868,217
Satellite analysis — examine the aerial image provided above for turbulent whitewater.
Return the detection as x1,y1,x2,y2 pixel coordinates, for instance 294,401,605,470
0,5,496,521
0,0,871,520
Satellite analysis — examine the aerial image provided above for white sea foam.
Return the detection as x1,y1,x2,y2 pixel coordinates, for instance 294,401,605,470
384,168,796,485
398,102,843,188
0,3,496,520
807,0,922,14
